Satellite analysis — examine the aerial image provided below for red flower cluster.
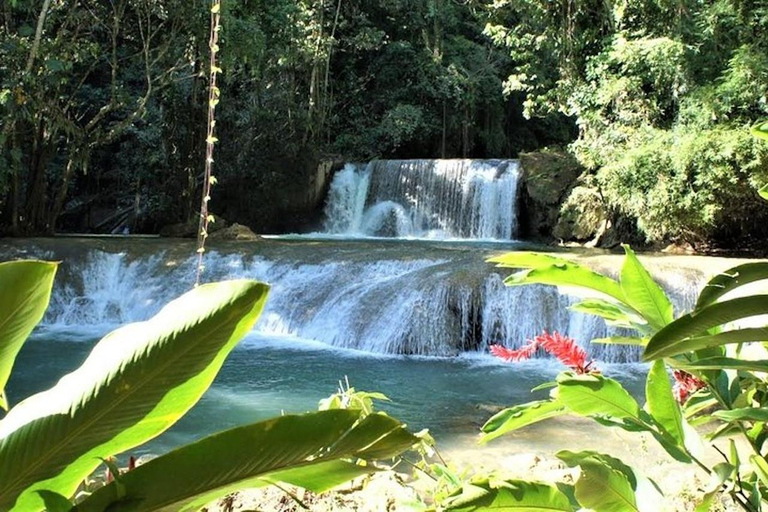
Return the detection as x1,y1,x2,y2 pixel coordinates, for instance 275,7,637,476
672,370,706,404
490,331,597,374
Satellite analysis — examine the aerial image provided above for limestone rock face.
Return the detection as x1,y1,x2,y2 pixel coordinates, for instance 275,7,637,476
518,148,582,240
553,186,607,242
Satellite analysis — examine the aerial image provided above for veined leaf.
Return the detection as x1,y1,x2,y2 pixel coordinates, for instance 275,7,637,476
504,263,625,304
76,411,416,512
696,263,768,310
487,252,574,269
0,280,269,511
568,299,647,331
645,361,685,448
653,328,768,360
480,400,566,444
441,478,573,512
620,245,674,330
751,455,768,489
713,408,768,423
644,297,768,361
557,374,640,420
0,260,58,410
557,451,639,512
592,337,648,346
675,357,768,373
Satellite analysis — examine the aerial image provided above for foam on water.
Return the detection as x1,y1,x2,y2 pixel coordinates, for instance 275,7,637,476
39,249,701,361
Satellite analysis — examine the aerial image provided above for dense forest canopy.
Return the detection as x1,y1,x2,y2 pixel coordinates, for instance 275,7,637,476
1,0,766,246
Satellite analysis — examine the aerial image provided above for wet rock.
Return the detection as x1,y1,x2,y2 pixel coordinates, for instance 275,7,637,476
208,223,260,241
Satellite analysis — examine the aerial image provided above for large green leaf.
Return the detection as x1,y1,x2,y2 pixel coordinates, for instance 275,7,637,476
75,410,417,512
0,279,269,511
480,400,566,444
644,297,768,361
557,374,641,420
752,121,768,142
619,245,673,330
505,264,626,303
647,328,768,360
557,451,639,512
0,260,58,411
645,361,685,448
568,299,647,331
442,478,574,512
713,408,768,423
675,357,768,373
696,263,768,310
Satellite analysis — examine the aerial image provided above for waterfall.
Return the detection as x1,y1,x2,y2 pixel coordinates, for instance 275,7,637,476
323,159,521,239
36,246,705,362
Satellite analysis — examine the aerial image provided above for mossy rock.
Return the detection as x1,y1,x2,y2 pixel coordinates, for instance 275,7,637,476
518,148,583,239
553,186,606,241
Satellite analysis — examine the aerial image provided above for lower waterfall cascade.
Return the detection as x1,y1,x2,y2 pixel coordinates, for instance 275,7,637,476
22,240,706,362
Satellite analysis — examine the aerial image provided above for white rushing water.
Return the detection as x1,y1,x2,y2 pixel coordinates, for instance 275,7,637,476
323,159,521,239
39,248,702,362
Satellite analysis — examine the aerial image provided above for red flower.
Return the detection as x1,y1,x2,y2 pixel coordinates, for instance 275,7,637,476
490,331,598,374
490,342,537,361
672,370,705,404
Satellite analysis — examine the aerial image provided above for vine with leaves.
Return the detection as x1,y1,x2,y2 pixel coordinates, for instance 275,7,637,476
195,0,222,285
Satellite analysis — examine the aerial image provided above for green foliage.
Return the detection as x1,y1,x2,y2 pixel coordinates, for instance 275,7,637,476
0,279,270,510
0,260,57,410
487,0,768,245
75,410,418,512
0,264,417,511
479,247,768,510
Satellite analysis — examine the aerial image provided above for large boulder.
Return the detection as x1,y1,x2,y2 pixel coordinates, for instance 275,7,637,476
553,186,607,242
518,148,582,240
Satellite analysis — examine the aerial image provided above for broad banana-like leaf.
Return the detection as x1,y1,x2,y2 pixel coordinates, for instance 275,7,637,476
480,400,565,444
696,263,768,310
0,260,58,410
505,264,625,303
75,410,417,512
620,245,673,331
556,374,640,420
644,297,768,360
0,279,269,511
441,478,574,512
645,361,685,448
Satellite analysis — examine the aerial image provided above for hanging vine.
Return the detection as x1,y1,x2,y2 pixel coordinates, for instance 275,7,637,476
195,0,222,286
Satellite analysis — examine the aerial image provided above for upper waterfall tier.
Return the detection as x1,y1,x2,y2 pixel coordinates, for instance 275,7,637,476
323,159,521,240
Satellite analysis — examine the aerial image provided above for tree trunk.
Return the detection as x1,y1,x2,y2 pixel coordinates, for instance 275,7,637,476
26,0,53,73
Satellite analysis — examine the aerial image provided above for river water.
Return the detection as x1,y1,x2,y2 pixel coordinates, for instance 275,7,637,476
0,158,751,469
